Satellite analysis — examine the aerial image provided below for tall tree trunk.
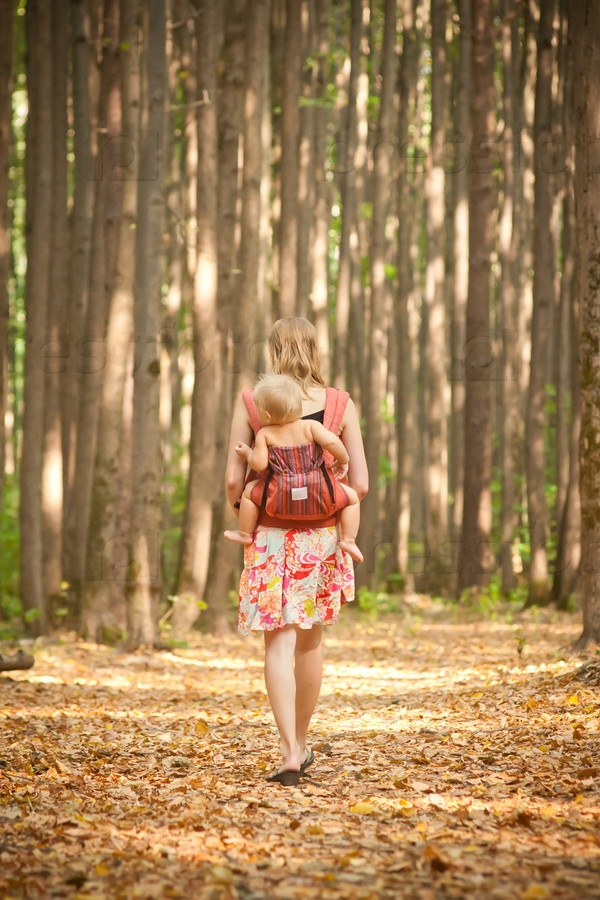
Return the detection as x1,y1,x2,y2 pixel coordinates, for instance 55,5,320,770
66,0,121,595
127,0,166,648
393,0,419,588
198,0,249,639
173,0,222,633
423,0,449,590
310,0,331,374
333,0,361,388
525,0,556,605
82,0,141,641
457,0,494,596
0,0,12,520
552,2,580,608
575,0,600,648
449,0,471,539
20,0,53,632
63,0,94,580
358,0,396,587
42,0,69,608
277,0,303,317
498,0,520,594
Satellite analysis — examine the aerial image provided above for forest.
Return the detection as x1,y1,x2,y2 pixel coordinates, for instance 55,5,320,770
1,0,600,647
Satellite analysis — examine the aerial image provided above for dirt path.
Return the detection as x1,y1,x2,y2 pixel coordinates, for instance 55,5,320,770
1,603,599,899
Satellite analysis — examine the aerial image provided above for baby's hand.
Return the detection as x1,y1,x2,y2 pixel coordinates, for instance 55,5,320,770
331,460,348,480
235,441,252,460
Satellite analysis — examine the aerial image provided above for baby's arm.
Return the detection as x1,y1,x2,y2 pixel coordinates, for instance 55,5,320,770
309,421,349,467
235,429,269,472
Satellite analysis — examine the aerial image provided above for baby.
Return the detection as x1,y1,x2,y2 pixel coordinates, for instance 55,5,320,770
225,373,363,562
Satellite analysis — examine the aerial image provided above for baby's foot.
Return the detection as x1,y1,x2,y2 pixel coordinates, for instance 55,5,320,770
340,538,363,562
224,529,253,545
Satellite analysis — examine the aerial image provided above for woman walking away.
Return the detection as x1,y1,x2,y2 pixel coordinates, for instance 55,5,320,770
225,317,368,785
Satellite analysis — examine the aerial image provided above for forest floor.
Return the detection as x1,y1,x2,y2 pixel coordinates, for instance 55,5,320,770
1,597,599,900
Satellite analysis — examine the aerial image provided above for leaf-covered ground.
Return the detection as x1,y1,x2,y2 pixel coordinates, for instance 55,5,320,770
1,599,599,900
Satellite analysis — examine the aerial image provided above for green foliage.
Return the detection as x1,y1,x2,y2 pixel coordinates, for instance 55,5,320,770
357,586,402,617
457,575,529,621
0,477,23,638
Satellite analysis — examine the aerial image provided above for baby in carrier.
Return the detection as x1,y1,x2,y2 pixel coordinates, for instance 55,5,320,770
224,373,363,562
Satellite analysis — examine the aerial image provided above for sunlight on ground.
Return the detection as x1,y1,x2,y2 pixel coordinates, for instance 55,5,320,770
1,605,599,899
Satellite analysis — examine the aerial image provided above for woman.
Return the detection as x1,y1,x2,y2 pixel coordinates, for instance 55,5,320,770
225,317,368,785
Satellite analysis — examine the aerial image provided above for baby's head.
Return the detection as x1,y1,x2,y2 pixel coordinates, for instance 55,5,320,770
253,373,303,425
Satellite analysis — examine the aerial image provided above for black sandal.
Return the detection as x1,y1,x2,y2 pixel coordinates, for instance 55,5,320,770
299,748,315,775
266,768,301,786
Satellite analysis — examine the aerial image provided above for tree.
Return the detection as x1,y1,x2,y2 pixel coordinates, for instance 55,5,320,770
423,0,449,590
575,0,600,647
358,0,396,586
173,0,223,633
82,0,141,640
525,0,556,605
457,0,494,596
277,0,303,317
0,0,12,521
20,0,53,632
127,0,166,647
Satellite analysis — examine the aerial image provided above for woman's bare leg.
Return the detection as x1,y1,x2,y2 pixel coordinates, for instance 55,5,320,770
294,625,323,758
263,626,302,771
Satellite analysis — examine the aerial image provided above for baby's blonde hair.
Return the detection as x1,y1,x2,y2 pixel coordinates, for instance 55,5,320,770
268,317,326,397
253,373,303,424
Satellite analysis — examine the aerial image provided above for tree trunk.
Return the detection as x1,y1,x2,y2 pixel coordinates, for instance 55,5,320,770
333,0,361,389
449,0,471,539
393,0,420,589
310,0,331,374
65,0,121,594
457,0,494,596
552,0,580,607
358,0,395,588
0,0,12,520
42,0,69,609
423,0,449,591
277,0,303,317
525,0,556,605
173,0,222,634
197,0,249,639
20,0,53,632
127,0,166,648
575,0,600,648
498,0,520,594
82,0,141,641
63,0,94,578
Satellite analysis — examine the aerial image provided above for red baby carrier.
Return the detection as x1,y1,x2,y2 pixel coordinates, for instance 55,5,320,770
249,442,349,521
242,386,350,527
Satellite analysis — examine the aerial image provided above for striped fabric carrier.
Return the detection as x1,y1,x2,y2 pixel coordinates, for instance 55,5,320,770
259,442,341,521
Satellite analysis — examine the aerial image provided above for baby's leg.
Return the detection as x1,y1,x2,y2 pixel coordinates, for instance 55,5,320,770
338,484,363,563
224,480,260,545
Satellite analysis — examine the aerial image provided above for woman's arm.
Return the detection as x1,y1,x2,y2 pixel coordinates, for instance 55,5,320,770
225,395,255,510
339,397,369,499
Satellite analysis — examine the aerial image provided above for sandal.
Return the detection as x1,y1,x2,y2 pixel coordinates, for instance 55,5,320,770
266,768,300,786
299,748,315,775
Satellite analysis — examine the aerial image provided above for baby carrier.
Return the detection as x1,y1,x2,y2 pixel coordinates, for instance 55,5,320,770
250,442,349,521
242,386,350,526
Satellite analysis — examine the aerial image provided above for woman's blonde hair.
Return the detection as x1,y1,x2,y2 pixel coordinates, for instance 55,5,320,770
253,373,303,424
268,317,326,396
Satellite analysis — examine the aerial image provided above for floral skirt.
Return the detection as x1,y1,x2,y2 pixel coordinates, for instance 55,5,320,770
238,525,355,634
